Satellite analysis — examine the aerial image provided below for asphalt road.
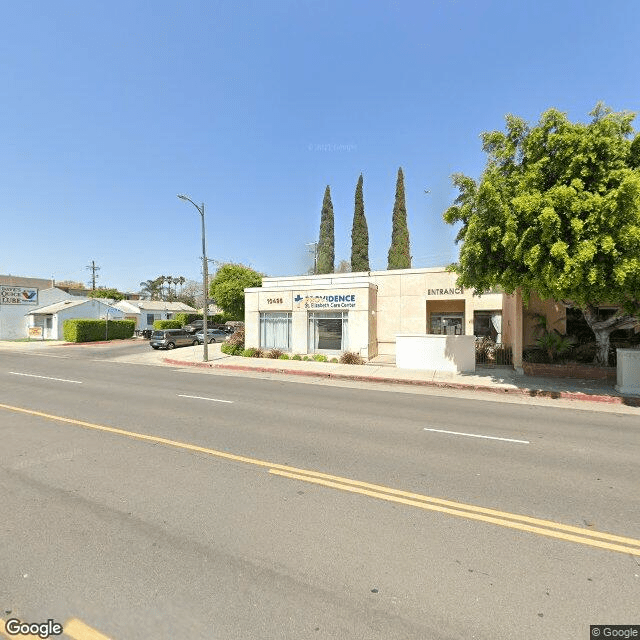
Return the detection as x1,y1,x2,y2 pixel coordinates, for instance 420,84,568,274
1,346,638,639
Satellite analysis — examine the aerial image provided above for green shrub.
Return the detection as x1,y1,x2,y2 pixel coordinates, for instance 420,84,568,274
175,313,229,327
312,354,328,362
302,356,310,361
278,354,290,360
291,354,302,360
174,313,192,327
63,319,135,343
330,358,338,363
339,351,365,365
153,319,182,330
221,343,242,355
228,329,245,350
266,348,283,359
242,347,257,357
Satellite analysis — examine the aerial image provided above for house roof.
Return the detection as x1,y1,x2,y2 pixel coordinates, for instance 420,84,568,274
29,298,121,315
116,300,197,312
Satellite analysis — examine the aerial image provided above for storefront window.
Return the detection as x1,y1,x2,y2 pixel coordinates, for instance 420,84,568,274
473,311,502,343
260,312,292,350
429,313,464,335
308,311,348,352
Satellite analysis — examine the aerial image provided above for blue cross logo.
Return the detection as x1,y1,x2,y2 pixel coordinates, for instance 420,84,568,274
294,294,304,302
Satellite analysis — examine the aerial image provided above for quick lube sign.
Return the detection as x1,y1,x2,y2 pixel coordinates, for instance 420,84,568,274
0,286,38,305
294,292,356,309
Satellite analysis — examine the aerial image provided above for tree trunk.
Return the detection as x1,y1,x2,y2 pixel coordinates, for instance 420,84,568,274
581,304,638,366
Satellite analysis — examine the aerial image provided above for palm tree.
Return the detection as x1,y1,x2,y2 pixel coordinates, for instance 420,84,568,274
166,276,174,300
157,275,167,300
139,279,160,300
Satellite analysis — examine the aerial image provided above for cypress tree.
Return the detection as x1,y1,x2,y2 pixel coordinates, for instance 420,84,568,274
387,167,411,269
317,185,335,274
351,174,370,272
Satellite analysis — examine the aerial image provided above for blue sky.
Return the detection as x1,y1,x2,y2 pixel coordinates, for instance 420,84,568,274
2,0,638,292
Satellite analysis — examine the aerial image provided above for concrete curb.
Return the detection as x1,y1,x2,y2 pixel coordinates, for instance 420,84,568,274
162,358,640,407
51,339,141,347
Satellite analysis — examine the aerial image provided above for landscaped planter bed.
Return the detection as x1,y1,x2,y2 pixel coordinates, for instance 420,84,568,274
522,362,616,381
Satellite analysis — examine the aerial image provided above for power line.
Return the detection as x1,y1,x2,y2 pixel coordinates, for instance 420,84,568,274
86,260,100,290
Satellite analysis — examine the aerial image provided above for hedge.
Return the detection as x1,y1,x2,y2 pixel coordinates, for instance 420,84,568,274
153,319,181,329
63,319,135,343
174,312,235,327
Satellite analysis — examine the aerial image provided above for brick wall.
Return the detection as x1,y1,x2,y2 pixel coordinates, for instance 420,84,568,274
522,362,616,381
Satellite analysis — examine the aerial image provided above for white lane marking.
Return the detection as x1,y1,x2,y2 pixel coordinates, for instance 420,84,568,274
178,394,234,404
9,372,83,384
423,427,529,444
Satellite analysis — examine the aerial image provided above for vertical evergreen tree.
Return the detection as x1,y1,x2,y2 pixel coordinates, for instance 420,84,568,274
351,174,370,272
387,167,411,269
317,185,335,273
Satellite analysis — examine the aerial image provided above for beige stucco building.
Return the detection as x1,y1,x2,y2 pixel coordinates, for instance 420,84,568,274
244,267,565,371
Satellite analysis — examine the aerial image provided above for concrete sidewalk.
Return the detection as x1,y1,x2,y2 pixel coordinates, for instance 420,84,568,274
163,343,640,407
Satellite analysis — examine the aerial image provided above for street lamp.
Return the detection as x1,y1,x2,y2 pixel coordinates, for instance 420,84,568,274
177,194,209,362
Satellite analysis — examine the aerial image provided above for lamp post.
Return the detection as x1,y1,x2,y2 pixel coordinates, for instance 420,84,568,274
177,194,209,362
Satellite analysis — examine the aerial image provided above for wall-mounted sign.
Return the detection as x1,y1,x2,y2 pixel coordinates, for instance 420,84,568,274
294,292,356,309
28,326,43,338
426,287,464,297
0,286,38,305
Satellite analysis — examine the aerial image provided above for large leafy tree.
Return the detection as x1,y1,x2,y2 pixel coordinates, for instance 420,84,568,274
139,278,163,300
444,104,640,365
317,185,335,274
209,263,262,320
351,174,370,272
88,288,125,301
387,167,411,269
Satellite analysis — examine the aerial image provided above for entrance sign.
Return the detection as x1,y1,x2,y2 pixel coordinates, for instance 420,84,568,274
426,287,464,297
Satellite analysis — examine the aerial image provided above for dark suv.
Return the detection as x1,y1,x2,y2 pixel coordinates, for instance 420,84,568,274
150,329,198,350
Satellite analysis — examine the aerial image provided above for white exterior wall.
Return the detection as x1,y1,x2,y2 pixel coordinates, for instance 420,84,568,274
0,288,73,340
246,283,375,357
54,301,124,339
396,334,476,372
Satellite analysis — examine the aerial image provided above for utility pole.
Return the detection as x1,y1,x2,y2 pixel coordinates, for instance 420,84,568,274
86,260,100,290
306,242,318,275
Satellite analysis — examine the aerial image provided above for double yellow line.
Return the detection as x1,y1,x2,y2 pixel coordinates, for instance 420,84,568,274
2,402,639,557
268,468,640,556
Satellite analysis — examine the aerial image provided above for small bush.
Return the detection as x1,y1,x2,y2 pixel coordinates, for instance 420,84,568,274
221,343,242,355
153,319,182,330
278,354,290,360
251,348,264,358
302,356,310,361
242,347,257,357
330,358,338,363
292,354,302,360
312,354,328,362
266,348,284,359
339,351,365,365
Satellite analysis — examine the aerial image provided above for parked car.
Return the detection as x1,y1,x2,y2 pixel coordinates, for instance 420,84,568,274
195,329,228,344
183,320,204,334
150,329,198,350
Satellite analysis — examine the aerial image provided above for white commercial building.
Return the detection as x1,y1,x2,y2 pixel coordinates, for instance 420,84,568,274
244,267,566,372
